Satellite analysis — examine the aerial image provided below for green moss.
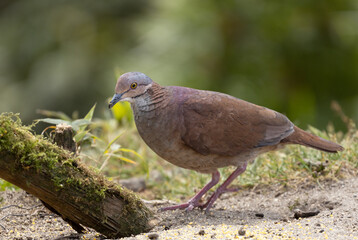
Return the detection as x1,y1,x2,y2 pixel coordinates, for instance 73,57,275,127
0,113,153,237
0,113,110,206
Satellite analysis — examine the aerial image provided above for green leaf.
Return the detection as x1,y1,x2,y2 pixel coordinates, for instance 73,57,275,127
37,118,70,126
74,130,90,143
72,119,91,131
86,133,106,143
78,104,96,132
84,104,96,121
111,101,133,122
37,109,72,121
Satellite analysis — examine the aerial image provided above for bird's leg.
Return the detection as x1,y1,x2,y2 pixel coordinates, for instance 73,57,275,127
159,171,220,212
201,163,247,213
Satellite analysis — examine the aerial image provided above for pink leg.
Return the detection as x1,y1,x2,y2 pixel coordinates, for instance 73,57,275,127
160,171,220,212
201,163,247,213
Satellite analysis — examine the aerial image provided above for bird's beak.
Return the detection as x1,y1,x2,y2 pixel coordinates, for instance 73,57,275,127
108,93,123,109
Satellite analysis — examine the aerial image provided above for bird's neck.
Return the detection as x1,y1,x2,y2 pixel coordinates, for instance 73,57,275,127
133,83,170,112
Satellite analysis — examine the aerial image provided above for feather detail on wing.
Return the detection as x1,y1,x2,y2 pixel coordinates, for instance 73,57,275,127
180,90,294,156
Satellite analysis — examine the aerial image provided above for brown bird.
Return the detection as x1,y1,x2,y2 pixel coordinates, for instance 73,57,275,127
109,72,344,212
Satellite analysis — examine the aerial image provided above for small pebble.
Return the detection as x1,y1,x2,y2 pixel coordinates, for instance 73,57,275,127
275,192,282,197
238,227,246,236
148,233,159,239
198,229,205,235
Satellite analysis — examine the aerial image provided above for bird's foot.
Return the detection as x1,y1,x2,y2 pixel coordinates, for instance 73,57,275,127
201,165,247,213
159,199,201,212
160,187,238,212
159,187,240,212
200,186,240,213
159,171,221,212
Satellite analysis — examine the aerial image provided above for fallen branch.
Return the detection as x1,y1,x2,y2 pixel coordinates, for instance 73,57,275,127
0,113,154,238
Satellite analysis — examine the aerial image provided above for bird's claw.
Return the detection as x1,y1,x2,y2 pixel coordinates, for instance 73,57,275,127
185,204,195,211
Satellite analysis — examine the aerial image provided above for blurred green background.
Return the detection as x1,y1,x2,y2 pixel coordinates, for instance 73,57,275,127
0,0,357,130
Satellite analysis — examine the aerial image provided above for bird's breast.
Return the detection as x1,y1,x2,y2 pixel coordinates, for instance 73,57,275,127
133,100,181,154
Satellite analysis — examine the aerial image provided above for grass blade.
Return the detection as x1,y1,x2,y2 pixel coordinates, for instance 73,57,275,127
109,154,137,164
103,132,125,154
114,148,143,160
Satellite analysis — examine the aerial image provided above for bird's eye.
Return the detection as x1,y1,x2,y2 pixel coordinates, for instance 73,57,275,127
130,82,137,89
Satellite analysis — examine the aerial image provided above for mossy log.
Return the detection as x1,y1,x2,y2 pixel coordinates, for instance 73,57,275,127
0,113,154,238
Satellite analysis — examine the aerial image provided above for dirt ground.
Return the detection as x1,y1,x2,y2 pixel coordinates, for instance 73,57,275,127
0,177,357,240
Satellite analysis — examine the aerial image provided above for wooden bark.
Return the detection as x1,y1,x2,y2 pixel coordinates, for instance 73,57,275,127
0,113,154,238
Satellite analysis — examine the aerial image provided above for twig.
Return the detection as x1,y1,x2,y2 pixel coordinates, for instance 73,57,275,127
0,204,42,212
0,222,6,231
99,155,111,171
141,199,177,206
0,213,30,221
293,209,320,219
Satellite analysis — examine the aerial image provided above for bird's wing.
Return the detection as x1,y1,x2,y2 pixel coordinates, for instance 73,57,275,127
180,90,294,156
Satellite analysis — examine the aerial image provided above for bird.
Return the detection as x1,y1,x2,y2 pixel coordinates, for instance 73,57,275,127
109,72,344,212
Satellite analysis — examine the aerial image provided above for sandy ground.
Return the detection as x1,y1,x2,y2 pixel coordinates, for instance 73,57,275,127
0,177,357,239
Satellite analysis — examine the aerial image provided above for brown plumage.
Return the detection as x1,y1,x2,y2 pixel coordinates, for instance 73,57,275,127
109,72,344,212
282,126,343,153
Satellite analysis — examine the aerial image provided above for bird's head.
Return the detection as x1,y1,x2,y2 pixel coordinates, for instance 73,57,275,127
108,72,153,109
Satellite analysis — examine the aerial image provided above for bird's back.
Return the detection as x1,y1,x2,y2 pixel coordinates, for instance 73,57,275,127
178,87,294,156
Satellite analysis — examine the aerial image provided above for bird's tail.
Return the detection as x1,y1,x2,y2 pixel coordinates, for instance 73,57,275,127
282,126,344,153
